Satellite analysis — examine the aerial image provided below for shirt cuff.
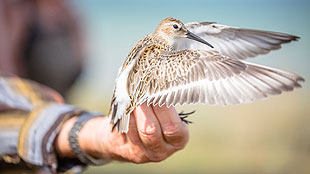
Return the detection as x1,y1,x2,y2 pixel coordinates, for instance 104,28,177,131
17,103,103,173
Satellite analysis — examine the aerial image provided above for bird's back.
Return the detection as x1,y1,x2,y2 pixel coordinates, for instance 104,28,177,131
109,35,171,131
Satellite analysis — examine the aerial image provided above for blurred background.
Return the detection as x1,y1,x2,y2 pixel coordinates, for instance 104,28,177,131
68,0,310,173
1,0,309,173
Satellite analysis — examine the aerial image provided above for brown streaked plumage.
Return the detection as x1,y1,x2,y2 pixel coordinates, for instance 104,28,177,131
109,17,304,133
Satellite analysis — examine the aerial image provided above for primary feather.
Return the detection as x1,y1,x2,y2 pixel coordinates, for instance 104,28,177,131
176,22,299,59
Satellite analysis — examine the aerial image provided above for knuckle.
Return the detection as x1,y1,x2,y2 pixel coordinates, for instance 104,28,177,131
164,124,189,148
138,124,162,150
163,122,181,137
139,122,157,136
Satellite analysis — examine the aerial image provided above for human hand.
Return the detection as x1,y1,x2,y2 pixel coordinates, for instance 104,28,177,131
55,103,189,163
83,102,189,163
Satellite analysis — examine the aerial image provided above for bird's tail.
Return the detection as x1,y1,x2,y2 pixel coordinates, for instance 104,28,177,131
117,112,131,133
110,104,131,133
109,98,131,133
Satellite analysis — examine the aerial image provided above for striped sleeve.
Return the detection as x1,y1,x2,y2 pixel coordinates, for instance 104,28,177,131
0,76,103,174
0,77,63,111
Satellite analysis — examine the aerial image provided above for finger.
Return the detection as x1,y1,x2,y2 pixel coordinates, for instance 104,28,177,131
126,112,143,145
152,105,189,149
133,103,167,152
124,113,152,163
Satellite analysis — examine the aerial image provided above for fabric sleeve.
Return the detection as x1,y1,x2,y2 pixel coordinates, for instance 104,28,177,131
0,76,104,174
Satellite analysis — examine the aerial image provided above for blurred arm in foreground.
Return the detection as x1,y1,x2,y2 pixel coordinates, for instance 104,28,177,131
0,0,189,173
0,77,189,174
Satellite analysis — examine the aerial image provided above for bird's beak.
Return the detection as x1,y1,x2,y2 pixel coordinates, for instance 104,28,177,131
186,30,214,48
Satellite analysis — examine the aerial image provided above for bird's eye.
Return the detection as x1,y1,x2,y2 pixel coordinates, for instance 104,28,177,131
173,24,179,29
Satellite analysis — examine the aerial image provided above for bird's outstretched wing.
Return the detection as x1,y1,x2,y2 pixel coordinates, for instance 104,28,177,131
175,22,299,59
137,50,304,107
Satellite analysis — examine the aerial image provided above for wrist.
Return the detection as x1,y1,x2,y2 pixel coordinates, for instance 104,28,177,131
55,114,113,161
78,116,108,159
81,116,121,161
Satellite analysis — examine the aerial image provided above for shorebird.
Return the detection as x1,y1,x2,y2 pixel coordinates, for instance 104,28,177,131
109,17,304,133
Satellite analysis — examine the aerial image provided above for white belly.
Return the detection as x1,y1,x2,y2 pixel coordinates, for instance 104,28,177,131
114,60,136,117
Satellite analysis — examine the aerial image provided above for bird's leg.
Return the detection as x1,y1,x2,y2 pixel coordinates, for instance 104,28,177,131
178,110,195,124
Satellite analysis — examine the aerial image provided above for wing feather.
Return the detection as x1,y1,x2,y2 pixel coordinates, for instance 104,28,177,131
142,50,304,107
176,22,299,59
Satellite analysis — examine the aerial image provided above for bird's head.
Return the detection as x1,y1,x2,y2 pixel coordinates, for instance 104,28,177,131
154,17,213,48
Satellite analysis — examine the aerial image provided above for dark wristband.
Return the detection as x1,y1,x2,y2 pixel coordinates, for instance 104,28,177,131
68,112,110,165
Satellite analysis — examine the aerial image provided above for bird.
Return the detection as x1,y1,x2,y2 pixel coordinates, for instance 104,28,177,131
109,17,304,133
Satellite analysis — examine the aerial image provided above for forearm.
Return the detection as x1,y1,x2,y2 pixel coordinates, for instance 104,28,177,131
54,115,110,159
0,76,112,173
